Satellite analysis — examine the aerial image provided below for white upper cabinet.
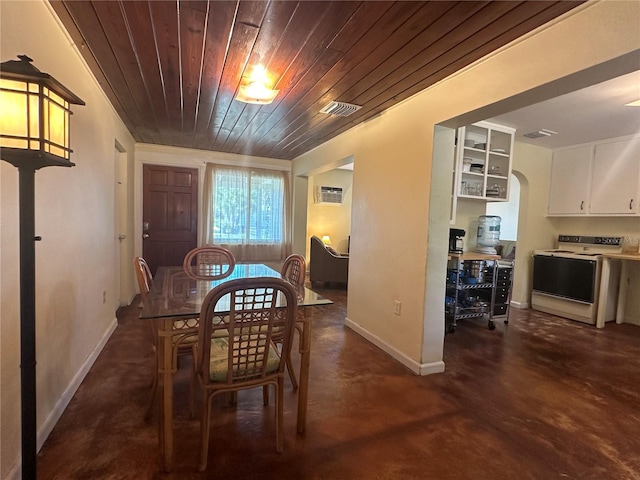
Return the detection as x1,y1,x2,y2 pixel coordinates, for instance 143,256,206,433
590,137,640,215
548,145,593,215
548,135,640,217
454,121,514,202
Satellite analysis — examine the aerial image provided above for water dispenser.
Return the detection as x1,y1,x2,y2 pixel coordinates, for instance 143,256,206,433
476,215,501,254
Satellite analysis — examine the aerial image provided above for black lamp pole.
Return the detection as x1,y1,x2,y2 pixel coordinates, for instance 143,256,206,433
1,55,84,480
18,165,37,480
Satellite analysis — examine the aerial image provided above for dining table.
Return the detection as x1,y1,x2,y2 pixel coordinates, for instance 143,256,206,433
139,263,333,472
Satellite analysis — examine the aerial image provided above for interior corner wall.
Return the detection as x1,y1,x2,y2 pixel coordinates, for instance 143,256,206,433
292,176,309,257
0,1,136,477
292,1,640,373
508,142,556,307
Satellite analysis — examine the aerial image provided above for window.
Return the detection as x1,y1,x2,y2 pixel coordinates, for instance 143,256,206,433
203,163,290,261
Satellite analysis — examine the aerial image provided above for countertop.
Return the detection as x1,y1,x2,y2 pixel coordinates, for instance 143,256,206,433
602,252,640,261
449,252,502,261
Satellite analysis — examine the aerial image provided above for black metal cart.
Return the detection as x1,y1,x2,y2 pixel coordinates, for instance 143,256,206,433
445,253,513,333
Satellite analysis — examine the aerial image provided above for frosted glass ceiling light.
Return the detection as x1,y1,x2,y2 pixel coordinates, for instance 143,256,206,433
236,64,279,105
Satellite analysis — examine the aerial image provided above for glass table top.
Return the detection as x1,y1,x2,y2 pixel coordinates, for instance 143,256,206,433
140,264,333,319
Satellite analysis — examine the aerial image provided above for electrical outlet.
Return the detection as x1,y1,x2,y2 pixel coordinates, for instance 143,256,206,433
394,300,401,316
103,291,107,304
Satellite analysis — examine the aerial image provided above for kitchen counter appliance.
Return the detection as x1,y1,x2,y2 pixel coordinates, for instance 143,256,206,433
449,228,465,253
531,235,623,324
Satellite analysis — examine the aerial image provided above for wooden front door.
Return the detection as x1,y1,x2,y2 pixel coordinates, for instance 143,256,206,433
143,164,198,274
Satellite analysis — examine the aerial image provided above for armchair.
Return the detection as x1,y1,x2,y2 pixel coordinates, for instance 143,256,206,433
309,235,349,287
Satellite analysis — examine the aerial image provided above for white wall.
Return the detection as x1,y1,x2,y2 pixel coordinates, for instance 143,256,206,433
292,1,640,374
486,175,520,241
509,142,557,307
292,175,309,256
0,1,136,477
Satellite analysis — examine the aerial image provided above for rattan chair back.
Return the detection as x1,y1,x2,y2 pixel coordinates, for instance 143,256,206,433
194,276,297,470
281,254,306,286
183,246,236,280
133,256,153,304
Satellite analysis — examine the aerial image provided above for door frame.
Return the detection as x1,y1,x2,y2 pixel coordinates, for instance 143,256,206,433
135,160,200,262
140,163,199,274
114,141,133,308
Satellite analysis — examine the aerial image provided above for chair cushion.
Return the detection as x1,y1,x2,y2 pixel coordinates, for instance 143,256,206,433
208,337,281,382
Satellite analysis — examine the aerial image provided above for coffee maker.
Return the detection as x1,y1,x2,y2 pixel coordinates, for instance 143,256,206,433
449,228,465,253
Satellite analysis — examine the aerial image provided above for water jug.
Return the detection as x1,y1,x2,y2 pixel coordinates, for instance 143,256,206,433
476,215,501,254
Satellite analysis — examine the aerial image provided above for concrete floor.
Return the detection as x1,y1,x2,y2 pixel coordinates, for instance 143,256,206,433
37,285,640,479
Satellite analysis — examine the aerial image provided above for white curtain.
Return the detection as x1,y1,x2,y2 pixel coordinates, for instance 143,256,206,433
202,163,291,262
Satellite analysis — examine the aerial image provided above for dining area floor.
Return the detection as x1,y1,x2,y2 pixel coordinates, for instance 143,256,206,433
37,284,640,479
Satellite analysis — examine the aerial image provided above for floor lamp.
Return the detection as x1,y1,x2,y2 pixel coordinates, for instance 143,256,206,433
0,55,84,480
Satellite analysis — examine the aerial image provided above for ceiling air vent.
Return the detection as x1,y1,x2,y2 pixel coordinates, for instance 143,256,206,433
523,128,558,139
320,101,362,117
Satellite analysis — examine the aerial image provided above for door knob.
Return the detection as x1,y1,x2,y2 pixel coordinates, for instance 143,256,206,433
118,234,126,240
142,233,150,239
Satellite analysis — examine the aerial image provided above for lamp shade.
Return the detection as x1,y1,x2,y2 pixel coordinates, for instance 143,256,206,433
321,235,332,245
0,55,85,169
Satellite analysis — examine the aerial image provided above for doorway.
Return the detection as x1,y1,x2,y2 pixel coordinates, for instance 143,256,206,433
114,145,129,307
142,164,198,274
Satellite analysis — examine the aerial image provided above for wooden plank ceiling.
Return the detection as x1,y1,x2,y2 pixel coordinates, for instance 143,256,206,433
50,1,582,160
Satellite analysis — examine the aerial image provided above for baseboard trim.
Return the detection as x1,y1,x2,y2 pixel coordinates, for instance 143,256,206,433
344,317,445,376
6,317,118,480
510,300,529,309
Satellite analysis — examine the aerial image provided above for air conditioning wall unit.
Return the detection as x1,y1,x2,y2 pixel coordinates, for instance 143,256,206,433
315,186,343,205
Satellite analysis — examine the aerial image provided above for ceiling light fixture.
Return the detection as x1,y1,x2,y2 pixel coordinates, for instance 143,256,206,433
625,99,640,107
235,64,279,105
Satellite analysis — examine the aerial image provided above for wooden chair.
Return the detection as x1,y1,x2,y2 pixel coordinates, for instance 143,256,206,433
192,277,297,471
183,246,236,280
280,254,306,388
133,256,199,419
133,256,153,304
133,256,157,351
281,253,306,286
